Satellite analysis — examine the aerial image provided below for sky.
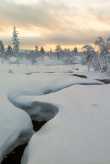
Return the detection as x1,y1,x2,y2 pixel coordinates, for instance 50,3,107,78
0,0,110,50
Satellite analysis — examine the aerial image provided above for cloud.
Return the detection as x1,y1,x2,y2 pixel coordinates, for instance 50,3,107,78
0,0,110,48
0,1,57,29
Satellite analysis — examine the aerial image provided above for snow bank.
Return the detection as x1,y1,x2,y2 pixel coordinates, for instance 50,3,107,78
22,84,110,164
0,64,88,75
0,97,33,163
0,64,109,163
8,74,102,122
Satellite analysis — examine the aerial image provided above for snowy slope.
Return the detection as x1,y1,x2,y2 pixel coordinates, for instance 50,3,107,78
0,64,110,163
8,74,102,122
0,97,33,163
0,65,90,162
21,84,110,164
0,71,34,162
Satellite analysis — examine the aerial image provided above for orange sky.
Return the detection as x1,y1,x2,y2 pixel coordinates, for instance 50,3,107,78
0,0,110,50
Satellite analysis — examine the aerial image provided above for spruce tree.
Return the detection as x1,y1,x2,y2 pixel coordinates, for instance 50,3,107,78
12,26,20,53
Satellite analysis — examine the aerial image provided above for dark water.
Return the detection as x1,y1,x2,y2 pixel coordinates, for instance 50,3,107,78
2,121,46,164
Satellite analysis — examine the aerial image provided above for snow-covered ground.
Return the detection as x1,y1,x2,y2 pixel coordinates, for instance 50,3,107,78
0,64,110,163
0,97,33,163
0,64,87,74
21,84,110,164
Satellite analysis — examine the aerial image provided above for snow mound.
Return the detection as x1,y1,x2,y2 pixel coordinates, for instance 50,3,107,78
8,75,102,122
0,64,108,163
0,97,33,163
22,84,110,164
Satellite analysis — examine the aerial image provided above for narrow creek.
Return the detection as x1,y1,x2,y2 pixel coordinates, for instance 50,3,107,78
2,120,46,164
2,97,59,164
1,74,106,164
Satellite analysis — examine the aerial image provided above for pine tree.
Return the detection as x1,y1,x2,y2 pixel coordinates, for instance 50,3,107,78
35,45,39,52
55,45,62,52
0,40,5,55
12,26,20,53
6,45,13,57
40,46,45,54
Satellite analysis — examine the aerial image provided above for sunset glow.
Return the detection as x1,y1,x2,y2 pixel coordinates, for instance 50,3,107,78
0,0,110,50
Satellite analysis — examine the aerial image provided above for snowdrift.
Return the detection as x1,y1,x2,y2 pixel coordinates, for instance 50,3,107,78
22,84,110,164
0,97,33,163
0,64,109,163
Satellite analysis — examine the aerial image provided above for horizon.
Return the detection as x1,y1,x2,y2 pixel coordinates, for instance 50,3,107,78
0,0,110,50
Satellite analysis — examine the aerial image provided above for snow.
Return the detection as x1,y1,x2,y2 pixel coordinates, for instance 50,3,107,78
0,63,87,75
21,84,110,164
8,73,102,122
0,97,33,163
0,64,81,161
0,64,110,163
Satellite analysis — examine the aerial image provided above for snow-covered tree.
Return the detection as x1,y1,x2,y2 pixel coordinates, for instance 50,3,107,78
83,45,95,58
95,37,107,54
35,45,39,52
83,45,102,71
0,40,5,56
55,45,62,52
82,37,109,72
95,37,109,72
12,26,20,53
6,45,13,57
55,45,62,59
107,37,110,52
73,47,78,53
40,46,45,54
